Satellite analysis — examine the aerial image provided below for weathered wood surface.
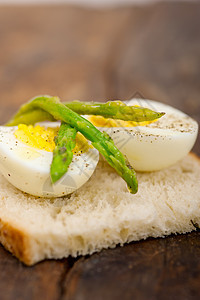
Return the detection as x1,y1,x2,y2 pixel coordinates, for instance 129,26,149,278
0,2,200,300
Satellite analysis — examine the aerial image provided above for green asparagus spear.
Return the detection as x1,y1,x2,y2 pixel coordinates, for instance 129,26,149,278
66,100,164,122
51,122,77,183
6,98,165,126
6,108,55,125
8,95,138,193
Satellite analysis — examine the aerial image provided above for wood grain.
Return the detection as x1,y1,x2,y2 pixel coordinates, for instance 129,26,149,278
0,2,199,300
63,233,200,300
0,244,70,300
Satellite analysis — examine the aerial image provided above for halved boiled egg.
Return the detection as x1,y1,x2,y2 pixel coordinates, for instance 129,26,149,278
0,122,99,197
86,99,198,172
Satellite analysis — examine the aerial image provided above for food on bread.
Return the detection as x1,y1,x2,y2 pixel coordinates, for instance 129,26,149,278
87,99,198,171
0,153,199,265
0,96,199,265
4,96,164,195
7,95,154,194
0,123,99,197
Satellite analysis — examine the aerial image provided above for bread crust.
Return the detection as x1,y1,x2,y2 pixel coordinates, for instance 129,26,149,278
188,152,200,163
0,152,199,266
0,218,33,265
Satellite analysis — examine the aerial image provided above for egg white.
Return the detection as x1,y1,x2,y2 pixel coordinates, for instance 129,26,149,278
86,99,198,172
0,123,99,197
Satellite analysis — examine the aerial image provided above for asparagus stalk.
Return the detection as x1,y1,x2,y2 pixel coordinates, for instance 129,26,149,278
6,108,55,125
9,96,138,193
51,122,77,183
6,98,165,126
66,100,164,122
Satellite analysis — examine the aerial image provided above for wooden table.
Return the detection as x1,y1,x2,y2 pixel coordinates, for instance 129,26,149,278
0,2,200,299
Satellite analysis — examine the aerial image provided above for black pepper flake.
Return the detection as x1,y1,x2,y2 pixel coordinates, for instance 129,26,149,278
59,147,67,154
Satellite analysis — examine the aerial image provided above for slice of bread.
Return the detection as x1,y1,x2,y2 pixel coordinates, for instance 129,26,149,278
0,153,200,265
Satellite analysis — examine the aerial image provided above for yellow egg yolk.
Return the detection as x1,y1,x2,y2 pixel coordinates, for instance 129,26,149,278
14,124,90,154
15,124,58,152
88,116,156,128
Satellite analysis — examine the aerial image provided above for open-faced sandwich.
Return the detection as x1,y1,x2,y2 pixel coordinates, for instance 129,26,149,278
0,96,199,265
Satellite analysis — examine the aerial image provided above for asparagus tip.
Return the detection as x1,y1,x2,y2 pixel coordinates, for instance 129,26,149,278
158,112,165,118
